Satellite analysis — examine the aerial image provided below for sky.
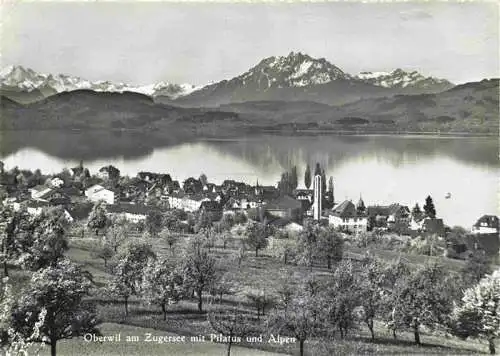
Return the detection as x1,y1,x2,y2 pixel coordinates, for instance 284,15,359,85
1,1,499,85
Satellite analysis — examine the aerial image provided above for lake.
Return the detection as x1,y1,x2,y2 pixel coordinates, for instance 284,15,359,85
1,131,498,227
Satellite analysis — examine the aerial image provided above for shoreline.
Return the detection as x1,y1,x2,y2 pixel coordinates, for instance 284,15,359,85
0,128,497,139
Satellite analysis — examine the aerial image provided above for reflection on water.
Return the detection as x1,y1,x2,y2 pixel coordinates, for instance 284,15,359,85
1,132,498,227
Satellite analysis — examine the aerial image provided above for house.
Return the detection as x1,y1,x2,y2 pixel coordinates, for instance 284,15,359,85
293,189,313,202
256,185,280,201
183,177,203,194
367,204,411,230
199,200,223,221
137,172,172,185
224,193,261,211
0,173,16,187
48,177,64,188
12,201,73,223
29,185,53,201
85,184,115,204
471,215,499,235
328,200,368,234
268,217,303,234
265,195,303,220
467,233,500,258
421,218,446,237
168,192,209,212
107,203,148,223
70,166,85,177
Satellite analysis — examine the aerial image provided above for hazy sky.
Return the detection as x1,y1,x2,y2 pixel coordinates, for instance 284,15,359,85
2,1,498,85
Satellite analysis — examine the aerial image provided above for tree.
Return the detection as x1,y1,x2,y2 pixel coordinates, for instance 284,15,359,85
194,209,212,234
356,256,389,340
269,291,322,356
199,173,208,187
392,263,453,344
11,260,100,356
0,206,16,277
275,274,295,314
461,250,492,285
142,258,184,320
108,242,156,316
451,269,500,354
244,221,269,257
320,169,327,196
146,209,164,238
411,203,423,222
183,241,218,312
233,212,247,225
87,201,109,236
219,214,235,232
209,273,236,304
317,226,343,269
217,231,231,250
304,164,311,189
328,176,334,192
208,307,254,356
160,228,180,254
324,259,359,339
92,241,114,268
104,165,120,180
290,166,298,190
423,195,436,219
105,221,128,253
246,290,275,320
24,208,69,270
296,221,320,268
314,162,321,176
269,237,297,265
1,275,47,356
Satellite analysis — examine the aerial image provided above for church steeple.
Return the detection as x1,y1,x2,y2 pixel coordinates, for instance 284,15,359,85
356,194,366,214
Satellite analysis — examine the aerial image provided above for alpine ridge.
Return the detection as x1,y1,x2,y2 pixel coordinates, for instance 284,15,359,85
1,53,455,106
0,65,200,103
169,52,455,107
355,68,454,91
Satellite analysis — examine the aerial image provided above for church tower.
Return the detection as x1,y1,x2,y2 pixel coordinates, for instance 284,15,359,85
313,174,322,220
356,195,366,214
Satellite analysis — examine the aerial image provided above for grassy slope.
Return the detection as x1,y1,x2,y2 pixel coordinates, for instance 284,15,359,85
62,234,496,356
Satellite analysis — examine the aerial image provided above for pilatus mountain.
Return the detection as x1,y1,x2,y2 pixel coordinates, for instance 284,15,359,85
166,52,455,107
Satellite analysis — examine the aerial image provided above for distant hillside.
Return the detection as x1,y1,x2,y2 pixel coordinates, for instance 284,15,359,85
206,79,499,134
0,89,243,131
325,78,499,133
1,79,497,135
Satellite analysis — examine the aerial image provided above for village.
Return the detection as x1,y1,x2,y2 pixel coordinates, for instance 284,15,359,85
0,160,498,260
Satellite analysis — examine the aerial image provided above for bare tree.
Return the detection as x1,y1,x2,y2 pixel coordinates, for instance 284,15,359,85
208,306,255,356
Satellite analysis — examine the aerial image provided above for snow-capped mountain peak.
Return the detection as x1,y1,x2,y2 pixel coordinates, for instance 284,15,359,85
355,68,453,90
235,51,350,90
0,65,198,99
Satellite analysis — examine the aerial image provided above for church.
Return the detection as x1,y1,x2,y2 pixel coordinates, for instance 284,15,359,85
311,170,368,233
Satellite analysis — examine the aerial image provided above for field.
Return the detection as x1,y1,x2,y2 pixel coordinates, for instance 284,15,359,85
58,232,496,356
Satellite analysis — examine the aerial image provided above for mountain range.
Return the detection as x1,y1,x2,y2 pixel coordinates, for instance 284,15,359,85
1,52,454,106
0,65,200,104
0,52,497,135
